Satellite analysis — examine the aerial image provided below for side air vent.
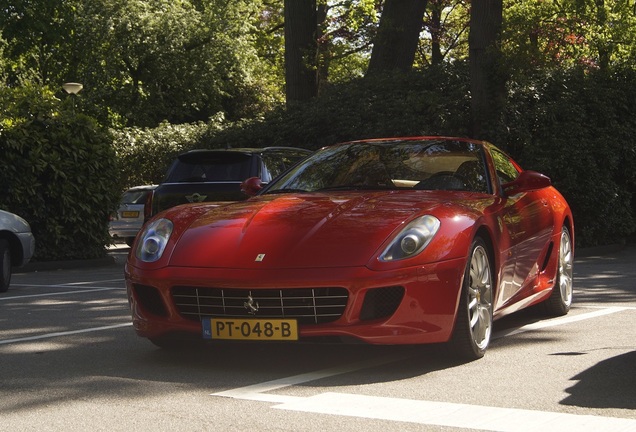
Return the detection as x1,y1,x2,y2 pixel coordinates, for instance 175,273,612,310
133,284,168,317
359,286,405,321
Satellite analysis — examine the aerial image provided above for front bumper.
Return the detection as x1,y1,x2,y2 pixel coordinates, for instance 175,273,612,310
125,257,467,345
15,232,35,266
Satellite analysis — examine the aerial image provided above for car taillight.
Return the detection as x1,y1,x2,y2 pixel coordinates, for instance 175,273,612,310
144,190,154,222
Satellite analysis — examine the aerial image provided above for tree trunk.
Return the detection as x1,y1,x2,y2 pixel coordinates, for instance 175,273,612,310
430,1,443,65
315,2,330,94
367,0,428,74
469,0,504,139
284,0,318,104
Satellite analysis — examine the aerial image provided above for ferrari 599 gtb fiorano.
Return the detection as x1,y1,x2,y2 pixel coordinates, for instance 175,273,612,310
125,137,574,360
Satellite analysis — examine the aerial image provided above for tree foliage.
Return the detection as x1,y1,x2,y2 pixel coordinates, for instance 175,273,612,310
1,0,636,252
419,0,470,65
503,0,636,73
0,0,282,127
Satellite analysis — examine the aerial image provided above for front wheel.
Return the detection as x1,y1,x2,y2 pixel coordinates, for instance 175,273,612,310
448,237,493,360
541,226,573,316
0,239,12,293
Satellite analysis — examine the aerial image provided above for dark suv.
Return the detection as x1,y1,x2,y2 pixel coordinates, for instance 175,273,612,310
145,147,311,218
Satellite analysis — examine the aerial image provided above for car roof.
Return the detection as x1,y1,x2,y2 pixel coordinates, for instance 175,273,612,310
178,147,311,157
125,185,158,192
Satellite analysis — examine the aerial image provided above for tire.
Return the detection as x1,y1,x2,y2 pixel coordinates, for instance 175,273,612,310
0,239,12,293
541,226,573,316
448,237,494,360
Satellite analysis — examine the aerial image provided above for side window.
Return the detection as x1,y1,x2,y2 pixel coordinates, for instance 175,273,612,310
491,150,520,186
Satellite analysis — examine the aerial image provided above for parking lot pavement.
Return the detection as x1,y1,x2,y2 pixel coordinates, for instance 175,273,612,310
2,244,635,432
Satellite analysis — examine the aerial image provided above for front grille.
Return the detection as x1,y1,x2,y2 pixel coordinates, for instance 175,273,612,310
172,286,349,325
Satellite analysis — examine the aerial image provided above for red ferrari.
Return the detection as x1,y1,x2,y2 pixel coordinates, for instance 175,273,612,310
125,137,574,360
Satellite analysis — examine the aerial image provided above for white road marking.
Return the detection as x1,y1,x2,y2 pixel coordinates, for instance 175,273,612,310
213,353,412,402
274,392,636,431
60,279,124,285
492,306,628,339
0,323,132,345
212,306,635,430
11,282,124,288
0,287,124,301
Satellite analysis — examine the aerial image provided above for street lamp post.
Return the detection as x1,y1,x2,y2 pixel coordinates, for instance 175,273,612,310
62,82,83,112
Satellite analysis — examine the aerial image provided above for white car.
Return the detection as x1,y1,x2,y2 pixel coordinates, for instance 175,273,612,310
0,209,36,292
109,185,157,246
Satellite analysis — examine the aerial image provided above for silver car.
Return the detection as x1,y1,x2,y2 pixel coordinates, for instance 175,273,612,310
109,185,157,246
0,209,36,292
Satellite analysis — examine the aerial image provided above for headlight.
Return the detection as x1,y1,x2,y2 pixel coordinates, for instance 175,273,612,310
380,215,440,261
135,218,173,263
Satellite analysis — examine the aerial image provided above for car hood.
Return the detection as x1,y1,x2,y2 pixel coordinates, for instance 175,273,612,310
167,191,479,269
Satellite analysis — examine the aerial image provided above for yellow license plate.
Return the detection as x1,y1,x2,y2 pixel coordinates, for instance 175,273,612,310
203,318,298,341
121,211,140,218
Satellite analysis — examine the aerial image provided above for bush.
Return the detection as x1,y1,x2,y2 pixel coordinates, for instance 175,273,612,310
504,67,636,247
204,63,472,150
0,85,120,260
111,121,209,187
83,62,636,249
203,63,635,247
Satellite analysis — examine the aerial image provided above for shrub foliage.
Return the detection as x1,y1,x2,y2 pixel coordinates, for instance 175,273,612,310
0,86,120,260
507,67,636,246
202,64,636,247
111,121,209,187
2,65,635,262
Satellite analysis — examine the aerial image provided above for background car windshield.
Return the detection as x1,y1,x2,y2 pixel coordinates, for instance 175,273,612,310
121,190,150,204
267,140,489,193
165,153,253,183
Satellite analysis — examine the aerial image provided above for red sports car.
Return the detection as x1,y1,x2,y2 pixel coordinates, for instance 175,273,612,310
125,137,574,360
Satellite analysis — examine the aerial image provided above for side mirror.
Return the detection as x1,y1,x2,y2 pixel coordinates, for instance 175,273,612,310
503,170,551,195
241,177,263,197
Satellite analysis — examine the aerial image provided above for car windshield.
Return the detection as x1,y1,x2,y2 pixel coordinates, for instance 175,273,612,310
265,139,490,193
121,190,150,204
165,152,253,183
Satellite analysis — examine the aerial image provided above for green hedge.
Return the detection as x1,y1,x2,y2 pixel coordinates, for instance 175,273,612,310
203,64,472,150
505,67,636,246
3,66,632,258
201,64,636,247
0,85,120,261
111,120,209,187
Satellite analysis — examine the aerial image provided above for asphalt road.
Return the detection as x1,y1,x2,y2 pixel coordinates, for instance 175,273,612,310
1,245,635,431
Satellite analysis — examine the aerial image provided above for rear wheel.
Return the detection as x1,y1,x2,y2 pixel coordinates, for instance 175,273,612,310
448,237,493,360
0,240,11,293
541,226,573,316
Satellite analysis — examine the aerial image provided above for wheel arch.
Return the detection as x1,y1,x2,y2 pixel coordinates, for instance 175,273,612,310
452,224,498,317
562,215,574,251
473,225,498,297
0,231,24,267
